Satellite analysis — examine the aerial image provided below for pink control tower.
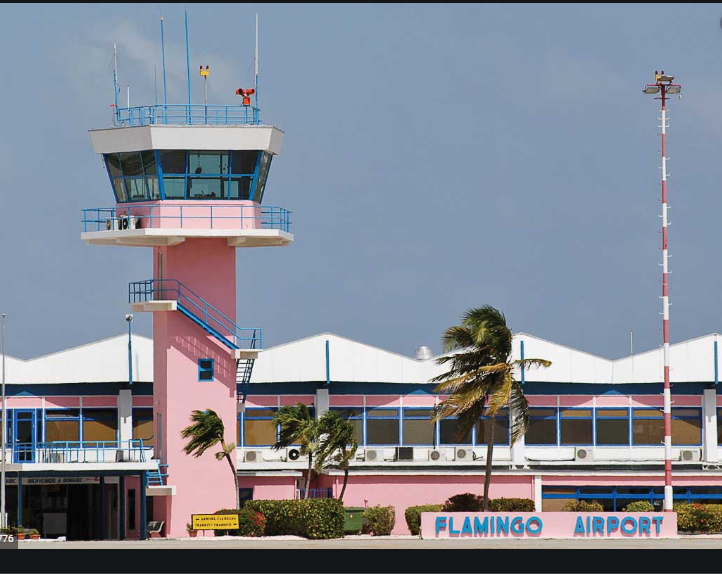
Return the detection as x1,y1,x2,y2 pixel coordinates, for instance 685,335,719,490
81,33,291,537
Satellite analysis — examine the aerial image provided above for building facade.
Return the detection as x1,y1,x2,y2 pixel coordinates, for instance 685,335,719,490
4,331,722,537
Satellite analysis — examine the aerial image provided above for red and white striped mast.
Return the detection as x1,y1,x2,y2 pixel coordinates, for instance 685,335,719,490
644,71,681,512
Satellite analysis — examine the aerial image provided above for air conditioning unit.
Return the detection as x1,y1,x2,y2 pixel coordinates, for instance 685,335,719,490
244,450,263,462
287,448,302,461
365,449,379,462
455,447,471,461
574,447,593,462
428,449,443,462
383,448,397,461
396,447,413,461
355,450,366,462
106,218,119,231
680,449,701,462
263,449,287,462
119,216,130,230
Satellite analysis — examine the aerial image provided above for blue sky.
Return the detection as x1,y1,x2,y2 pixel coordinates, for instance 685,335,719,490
1,3,722,361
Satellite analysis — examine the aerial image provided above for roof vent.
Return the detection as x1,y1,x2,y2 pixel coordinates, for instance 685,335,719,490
415,346,433,360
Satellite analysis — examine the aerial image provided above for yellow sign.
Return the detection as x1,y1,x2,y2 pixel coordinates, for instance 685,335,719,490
191,514,239,530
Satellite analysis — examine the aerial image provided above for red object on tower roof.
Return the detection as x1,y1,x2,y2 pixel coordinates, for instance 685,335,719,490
235,88,255,106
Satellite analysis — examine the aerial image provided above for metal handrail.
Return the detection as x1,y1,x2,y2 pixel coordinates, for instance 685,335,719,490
82,204,291,233
13,440,148,463
129,278,262,349
113,104,261,127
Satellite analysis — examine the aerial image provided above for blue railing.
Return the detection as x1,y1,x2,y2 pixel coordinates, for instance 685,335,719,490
114,104,261,127
296,488,334,500
82,204,291,234
13,440,148,464
147,463,169,487
129,278,262,350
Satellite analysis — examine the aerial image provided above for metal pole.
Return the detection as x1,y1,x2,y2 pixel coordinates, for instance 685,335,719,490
154,65,158,106
1,313,6,529
185,9,192,124
113,45,119,125
630,331,634,355
160,15,168,107
660,83,673,512
254,13,259,112
325,340,330,387
127,315,133,387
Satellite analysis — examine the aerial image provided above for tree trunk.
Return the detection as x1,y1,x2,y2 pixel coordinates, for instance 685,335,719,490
483,422,496,512
303,452,313,500
339,466,349,503
221,439,240,509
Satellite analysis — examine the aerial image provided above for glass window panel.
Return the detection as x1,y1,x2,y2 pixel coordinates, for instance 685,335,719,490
672,408,701,418
141,151,157,175
113,179,128,202
84,409,116,420
439,419,471,444
405,409,434,418
526,418,557,445
596,419,629,445
147,177,160,200
331,408,363,444
189,152,228,175
672,417,701,445
188,177,225,199
231,151,259,175
368,409,398,418
597,409,629,418
199,370,213,381
633,418,665,445
529,408,557,418
246,409,276,419
45,420,79,442
46,410,80,419
163,177,186,199
229,177,252,200
403,419,435,445
160,150,187,174
83,419,117,442
561,419,592,445
244,419,277,446
133,419,154,447
366,419,399,445
106,154,122,178
119,152,143,177
125,178,148,201
253,152,272,203
718,410,722,444
476,416,509,445
634,408,663,418
560,409,592,418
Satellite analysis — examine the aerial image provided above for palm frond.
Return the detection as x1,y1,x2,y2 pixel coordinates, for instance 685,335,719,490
180,409,225,458
462,306,512,360
508,379,529,445
512,358,552,370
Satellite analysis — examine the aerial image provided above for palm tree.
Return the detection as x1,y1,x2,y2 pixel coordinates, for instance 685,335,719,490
315,411,358,503
431,305,551,511
181,409,240,509
272,403,319,500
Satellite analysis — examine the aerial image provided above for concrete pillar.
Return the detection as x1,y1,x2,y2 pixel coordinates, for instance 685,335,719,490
16,473,22,528
510,435,525,468
100,476,107,540
140,471,147,540
703,388,718,462
533,474,542,512
316,388,330,418
118,389,133,445
119,475,126,540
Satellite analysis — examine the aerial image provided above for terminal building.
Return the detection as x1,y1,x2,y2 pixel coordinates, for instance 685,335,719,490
3,330,722,537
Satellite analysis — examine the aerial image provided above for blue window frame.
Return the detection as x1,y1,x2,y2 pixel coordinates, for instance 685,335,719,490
542,486,722,512
595,408,630,446
439,416,472,446
632,408,665,445
476,409,510,446
670,407,702,446
45,409,80,442
240,408,278,447
81,409,118,442
365,407,400,446
401,408,435,446
198,359,214,382
526,407,558,445
330,407,365,446
560,408,593,446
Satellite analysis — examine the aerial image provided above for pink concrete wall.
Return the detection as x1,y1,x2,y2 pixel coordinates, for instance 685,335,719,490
317,474,534,535
329,396,363,407
118,201,261,231
544,475,722,487
280,395,314,406
82,396,118,408
152,239,239,537
238,475,297,500
44,397,80,408
7,397,43,408
133,397,154,408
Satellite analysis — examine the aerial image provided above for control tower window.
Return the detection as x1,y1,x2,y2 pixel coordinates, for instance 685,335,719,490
254,152,273,203
188,177,226,200
163,177,185,199
230,151,258,175
106,153,122,178
229,177,252,200
120,152,144,177
189,151,229,176
159,150,187,174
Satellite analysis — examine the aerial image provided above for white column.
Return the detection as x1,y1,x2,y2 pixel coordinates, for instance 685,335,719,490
118,390,133,443
315,388,329,418
511,434,525,468
533,475,542,512
703,388,718,463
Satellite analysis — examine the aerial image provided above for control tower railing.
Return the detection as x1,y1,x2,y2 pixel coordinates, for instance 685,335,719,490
82,204,291,233
113,104,261,127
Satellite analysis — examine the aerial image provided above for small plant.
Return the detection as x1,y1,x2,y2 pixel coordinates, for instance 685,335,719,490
488,498,535,512
623,501,655,513
562,500,604,512
363,505,395,536
405,505,442,536
442,493,484,512
675,503,722,533
15,526,26,540
28,529,40,540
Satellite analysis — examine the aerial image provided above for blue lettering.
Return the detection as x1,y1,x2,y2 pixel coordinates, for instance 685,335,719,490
620,517,638,535
474,516,488,535
607,516,619,533
510,517,524,534
496,516,509,534
435,516,447,535
526,517,543,535
592,516,604,534
449,516,460,535
639,516,651,535
574,516,585,535
586,516,591,533
652,516,663,535
461,517,472,535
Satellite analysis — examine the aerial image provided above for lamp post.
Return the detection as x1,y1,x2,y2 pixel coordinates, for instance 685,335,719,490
643,71,682,512
1,313,6,529
126,314,134,387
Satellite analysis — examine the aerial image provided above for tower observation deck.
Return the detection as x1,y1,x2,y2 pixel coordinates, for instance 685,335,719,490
82,88,292,536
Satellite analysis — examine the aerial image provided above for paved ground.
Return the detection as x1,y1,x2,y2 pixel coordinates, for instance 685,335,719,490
17,534,722,549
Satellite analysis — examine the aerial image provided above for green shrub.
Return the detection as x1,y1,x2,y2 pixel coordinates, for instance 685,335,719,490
488,498,535,512
404,505,442,536
363,505,396,536
674,503,722,533
562,500,604,512
623,501,655,513
213,508,266,537
244,499,345,539
442,493,484,512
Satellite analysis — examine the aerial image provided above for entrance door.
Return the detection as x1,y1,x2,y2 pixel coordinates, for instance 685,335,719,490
13,410,36,463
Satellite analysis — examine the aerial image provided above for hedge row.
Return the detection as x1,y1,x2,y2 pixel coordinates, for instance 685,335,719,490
214,508,266,537
244,499,345,539
675,503,722,533
363,505,396,536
